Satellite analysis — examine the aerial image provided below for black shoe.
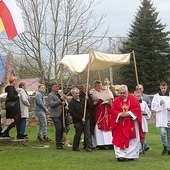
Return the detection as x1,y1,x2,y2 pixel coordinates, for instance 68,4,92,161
23,134,28,137
2,131,10,137
125,158,134,161
97,146,106,150
144,146,149,151
161,146,168,155
108,145,114,150
17,133,27,139
117,157,125,162
86,148,92,152
73,148,80,151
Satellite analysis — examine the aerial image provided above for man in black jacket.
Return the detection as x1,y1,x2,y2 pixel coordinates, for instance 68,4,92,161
68,87,92,152
79,84,98,149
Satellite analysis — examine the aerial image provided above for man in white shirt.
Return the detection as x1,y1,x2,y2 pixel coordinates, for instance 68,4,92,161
151,82,170,155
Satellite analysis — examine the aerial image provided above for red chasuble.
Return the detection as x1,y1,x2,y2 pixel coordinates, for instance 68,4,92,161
94,100,113,131
111,94,143,149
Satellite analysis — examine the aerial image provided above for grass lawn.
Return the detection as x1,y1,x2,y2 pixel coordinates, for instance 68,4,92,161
0,124,170,170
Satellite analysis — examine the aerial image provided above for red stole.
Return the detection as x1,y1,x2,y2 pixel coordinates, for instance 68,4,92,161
111,94,143,149
94,100,113,131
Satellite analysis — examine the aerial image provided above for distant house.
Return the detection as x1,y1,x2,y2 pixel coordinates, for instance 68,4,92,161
15,78,40,95
0,53,14,94
0,53,40,97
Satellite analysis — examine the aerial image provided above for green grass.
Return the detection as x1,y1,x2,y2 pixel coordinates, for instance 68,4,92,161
0,124,169,170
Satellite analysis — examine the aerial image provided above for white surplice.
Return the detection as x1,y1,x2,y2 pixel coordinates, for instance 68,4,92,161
91,125,112,147
90,87,113,146
151,93,170,127
140,100,152,132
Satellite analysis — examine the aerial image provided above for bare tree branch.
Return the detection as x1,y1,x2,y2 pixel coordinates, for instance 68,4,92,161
0,0,109,87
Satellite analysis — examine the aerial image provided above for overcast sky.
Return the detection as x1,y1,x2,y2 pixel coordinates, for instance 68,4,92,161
94,0,170,37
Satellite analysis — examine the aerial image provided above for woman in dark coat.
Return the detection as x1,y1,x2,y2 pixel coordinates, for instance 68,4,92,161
3,76,23,139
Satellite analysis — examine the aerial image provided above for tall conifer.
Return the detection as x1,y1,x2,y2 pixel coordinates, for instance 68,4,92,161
119,0,170,93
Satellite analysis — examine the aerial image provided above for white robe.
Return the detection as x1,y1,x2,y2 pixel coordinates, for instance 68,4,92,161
114,113,140,159
91,125,112,146
90,87,113,146
140,101,152,132
151,93,170,127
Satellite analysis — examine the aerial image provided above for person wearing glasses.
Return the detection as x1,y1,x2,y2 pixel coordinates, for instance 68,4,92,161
134,90,151,155
151,82,170,155
136,84,151,151
136,84,151,108
111,85,143,162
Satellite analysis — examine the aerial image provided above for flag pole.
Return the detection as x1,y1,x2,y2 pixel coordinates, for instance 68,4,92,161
132,50,139,85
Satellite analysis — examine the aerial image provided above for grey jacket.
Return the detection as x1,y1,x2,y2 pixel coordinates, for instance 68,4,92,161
48,91,62,118
35,92,47,113
142,93,151,108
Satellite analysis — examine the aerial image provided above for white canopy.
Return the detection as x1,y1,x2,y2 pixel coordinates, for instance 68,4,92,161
60,49,131,74
60,49,134,119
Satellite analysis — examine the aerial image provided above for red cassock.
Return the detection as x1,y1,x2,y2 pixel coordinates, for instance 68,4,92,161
111,94,143,149
93,100,113,132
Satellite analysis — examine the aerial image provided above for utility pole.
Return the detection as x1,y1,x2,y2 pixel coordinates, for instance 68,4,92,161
109,37,113,85
76,42,79,54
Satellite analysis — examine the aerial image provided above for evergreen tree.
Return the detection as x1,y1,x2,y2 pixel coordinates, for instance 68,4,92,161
119,0,170,94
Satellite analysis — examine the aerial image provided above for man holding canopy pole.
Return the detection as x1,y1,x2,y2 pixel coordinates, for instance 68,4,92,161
48,82,66,149
79,83,97,149
69,87,92,152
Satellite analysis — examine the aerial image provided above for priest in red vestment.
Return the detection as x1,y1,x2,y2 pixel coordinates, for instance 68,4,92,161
111,85,143,162
90,80,114,149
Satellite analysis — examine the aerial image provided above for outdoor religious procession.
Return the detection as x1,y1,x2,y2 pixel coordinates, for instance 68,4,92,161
0,0,170,169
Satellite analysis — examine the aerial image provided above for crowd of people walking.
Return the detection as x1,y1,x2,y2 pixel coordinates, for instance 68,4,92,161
1,76,170,162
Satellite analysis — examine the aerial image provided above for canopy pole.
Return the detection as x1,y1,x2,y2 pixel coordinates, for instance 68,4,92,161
60,55,66,129
83,48,92,120
109,37,113,85
97,70,102,83
132,50,139,86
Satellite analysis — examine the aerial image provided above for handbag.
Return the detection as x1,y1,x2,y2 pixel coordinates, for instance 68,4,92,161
6,101,17,109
